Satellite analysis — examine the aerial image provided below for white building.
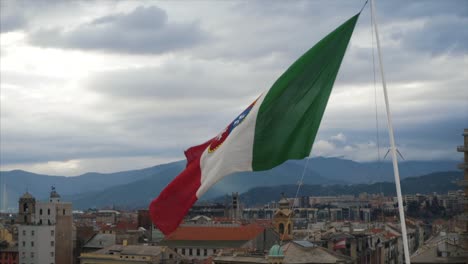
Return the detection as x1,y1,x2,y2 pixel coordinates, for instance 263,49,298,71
17,187,73,264
18,225,55,264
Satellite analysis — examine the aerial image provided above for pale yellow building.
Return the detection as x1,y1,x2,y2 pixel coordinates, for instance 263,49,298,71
0,224,13,244
273,194,293,239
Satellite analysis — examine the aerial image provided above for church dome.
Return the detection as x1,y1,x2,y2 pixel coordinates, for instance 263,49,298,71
268,244,284,256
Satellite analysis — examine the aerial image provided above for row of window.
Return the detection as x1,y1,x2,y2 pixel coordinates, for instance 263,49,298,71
39,209,51,215
39,208,67,215
20,252,54,258
1,253,17,260
20,263,53,264
21,241,54,247
176,248,212,257
21,230,54,236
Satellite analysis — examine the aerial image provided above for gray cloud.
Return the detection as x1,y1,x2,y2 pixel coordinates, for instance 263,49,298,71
1,1,467,175
0,2,27,32
400,16,468,55
28,6,209,54
86,59,275,100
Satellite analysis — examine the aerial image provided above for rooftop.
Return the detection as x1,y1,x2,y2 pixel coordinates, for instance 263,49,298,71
164,223,265,241
93,244,166,256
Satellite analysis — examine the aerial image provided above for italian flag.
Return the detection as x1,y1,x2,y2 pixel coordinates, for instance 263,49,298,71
150,14,359,235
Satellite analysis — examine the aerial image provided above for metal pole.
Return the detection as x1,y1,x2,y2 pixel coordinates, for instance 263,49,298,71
370,0,411,263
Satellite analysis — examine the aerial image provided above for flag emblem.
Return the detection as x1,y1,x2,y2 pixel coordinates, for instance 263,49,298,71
208,99,257,153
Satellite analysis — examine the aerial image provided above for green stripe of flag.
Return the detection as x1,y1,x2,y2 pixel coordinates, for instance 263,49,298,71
252,14,360,171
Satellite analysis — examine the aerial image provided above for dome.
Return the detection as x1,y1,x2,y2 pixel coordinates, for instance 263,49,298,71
20,192,35,199
50,190,61,198
50,186,61,198
268,244,284,257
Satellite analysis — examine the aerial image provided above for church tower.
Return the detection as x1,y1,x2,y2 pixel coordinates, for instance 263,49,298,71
49,186,61,203
273,193,293,239
17,192,36,224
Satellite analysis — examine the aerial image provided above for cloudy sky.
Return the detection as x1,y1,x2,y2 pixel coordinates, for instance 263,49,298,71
1,0,467,176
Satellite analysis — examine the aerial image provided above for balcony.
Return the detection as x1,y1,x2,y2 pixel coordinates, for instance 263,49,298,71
457,145,468,152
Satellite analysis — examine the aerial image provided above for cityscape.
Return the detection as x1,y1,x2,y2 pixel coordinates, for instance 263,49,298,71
0,129,466,263
1,1,467,264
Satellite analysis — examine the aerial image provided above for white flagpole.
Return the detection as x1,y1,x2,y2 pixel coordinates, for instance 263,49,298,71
370,0,411,263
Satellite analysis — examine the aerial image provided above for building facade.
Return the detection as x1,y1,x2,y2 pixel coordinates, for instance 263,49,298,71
17,188,73,264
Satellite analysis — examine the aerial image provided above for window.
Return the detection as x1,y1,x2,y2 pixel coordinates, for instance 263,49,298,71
22,230,26,236
31,230,35,236
182,249,186,255
51,230,54,236
40,209,43,215
279,223,285,234
47,209,50,215
63,209,65,215
39,220,42,225
30,252,34,258
22,241,25,247
189,249,192,256
204,249,208,256
169,254,173,259
50,252,54,257
51,241,54,247
31,241,34,247
196,249,200,256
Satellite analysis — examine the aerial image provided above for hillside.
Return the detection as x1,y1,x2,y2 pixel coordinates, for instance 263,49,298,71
235,171,463,206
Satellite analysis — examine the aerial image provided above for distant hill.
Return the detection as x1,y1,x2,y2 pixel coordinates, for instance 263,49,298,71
234,171,463,207
0,161,185,209
0,157,459,210
294,157,459,183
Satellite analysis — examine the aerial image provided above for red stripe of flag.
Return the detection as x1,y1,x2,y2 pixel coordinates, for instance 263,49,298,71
149,140,212,235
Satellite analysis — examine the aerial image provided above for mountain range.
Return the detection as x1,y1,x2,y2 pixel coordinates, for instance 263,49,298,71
0,157,460,210
232,171,463,207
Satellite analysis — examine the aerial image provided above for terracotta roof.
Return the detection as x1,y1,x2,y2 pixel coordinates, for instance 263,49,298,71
165,223,265,241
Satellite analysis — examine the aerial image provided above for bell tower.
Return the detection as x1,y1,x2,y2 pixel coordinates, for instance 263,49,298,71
273,193,293,238
17,192,36,224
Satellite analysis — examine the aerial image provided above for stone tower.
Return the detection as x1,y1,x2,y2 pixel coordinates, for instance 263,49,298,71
273,193,293,238
17,192,36,224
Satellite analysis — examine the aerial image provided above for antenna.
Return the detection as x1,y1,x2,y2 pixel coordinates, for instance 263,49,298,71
370,0,411,262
